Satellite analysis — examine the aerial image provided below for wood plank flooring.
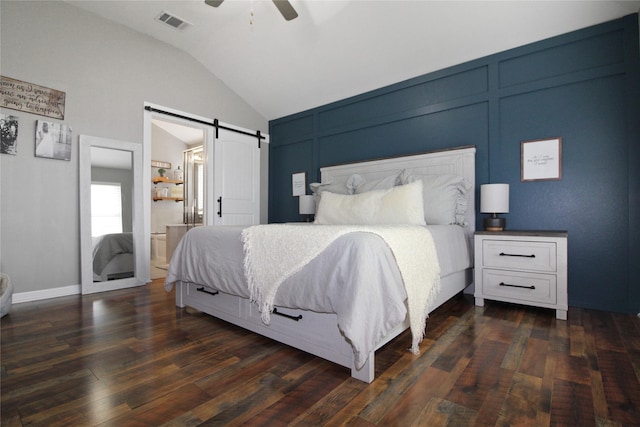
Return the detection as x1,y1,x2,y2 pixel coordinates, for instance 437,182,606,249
2,279,640,426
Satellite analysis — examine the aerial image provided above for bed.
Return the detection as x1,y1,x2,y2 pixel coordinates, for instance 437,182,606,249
165,146,476,382
92,232,134,281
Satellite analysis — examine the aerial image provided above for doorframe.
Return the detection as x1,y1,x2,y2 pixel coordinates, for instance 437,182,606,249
143,102,215,282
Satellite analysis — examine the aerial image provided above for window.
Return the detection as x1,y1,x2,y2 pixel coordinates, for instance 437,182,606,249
91,183,123,237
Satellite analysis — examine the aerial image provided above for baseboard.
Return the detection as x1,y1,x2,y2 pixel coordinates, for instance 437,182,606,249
12,285,81,304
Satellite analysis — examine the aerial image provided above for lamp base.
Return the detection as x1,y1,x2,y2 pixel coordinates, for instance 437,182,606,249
483,216,506,231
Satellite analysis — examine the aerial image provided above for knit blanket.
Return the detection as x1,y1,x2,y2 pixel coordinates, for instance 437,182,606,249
241,224,441,355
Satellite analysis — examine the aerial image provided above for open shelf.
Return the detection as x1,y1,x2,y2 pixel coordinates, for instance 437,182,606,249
153,197,184,202
152,177,183,185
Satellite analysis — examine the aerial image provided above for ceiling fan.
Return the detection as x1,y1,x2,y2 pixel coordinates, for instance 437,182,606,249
205,0,298,21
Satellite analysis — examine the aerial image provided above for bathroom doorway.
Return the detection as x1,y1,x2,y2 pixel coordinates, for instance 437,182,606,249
149,118,204,279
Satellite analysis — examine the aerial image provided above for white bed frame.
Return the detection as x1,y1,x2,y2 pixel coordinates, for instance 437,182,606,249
175,145,476,382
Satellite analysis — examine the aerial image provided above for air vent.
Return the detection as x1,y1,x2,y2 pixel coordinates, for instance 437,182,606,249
156,10,192,31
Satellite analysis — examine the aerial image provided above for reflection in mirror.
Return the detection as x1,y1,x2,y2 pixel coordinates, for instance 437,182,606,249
183,145,204,225
80,135,146,295
90,147,134,281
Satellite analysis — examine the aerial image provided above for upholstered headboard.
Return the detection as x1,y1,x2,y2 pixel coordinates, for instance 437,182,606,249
319,145,476,242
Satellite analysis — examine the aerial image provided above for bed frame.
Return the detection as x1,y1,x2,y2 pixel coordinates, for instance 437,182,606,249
174,145,476,382
95,253,134,282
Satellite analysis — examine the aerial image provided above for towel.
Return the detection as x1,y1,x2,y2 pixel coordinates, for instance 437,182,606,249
241,223,440,355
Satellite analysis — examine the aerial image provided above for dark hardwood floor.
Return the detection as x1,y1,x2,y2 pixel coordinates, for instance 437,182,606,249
2,279,639,426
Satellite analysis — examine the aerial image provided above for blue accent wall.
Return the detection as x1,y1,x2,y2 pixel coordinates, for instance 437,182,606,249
268,14,640,314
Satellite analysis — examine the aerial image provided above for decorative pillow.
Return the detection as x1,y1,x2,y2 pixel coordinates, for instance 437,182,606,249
354,169,404,194
310,180,349,196
310,174,365,208
314,179,426,225
400,172,470,225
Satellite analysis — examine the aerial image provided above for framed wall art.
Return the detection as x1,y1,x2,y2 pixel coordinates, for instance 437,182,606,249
1,113,19,155
151,160,171,169
35,120,72,161
1,76,66,120
521,137,562,182
292,172,306,196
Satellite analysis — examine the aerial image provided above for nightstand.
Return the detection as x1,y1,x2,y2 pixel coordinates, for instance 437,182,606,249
474,230,568,320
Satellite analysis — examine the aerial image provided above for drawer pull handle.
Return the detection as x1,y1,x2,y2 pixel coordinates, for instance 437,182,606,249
499,252,535,258
499,282,535,290
196,287,219,296
273,307,303,321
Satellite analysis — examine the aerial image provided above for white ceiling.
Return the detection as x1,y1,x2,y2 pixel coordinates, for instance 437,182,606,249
152,119,204,145
65,1,640,121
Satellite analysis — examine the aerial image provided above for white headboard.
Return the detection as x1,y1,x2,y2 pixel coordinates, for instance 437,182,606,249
320,145,476,241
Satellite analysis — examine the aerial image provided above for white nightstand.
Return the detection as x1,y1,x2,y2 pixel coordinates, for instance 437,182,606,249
474,230,568,320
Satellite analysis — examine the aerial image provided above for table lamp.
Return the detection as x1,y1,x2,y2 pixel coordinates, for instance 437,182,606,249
299,195,315,222
481,183,509,231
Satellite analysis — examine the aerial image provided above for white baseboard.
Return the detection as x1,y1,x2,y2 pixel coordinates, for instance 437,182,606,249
12,285,81,304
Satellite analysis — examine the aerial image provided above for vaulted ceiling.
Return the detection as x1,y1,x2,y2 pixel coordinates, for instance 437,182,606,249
65,1,640,121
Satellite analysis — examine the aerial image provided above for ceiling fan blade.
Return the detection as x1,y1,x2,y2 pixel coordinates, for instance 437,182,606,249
272,0,298,21
204,0,224,7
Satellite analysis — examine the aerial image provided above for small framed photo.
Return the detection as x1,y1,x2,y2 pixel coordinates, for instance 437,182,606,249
35,120,72,161
151,160,171,169
1,114,19,155
521,137,562,182
292,171,306,196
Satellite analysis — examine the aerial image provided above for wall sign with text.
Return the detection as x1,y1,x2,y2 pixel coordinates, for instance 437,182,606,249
292,172,306,196
521,137,562,182
0,76,66,120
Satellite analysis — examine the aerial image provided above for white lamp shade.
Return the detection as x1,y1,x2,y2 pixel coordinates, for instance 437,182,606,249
480,184,509,213
299,195,315,215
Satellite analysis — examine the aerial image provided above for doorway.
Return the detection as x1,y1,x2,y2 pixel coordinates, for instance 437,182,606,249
143,103,266,282
144,105,212,280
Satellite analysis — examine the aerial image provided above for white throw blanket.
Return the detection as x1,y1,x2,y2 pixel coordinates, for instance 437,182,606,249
241,224,441,355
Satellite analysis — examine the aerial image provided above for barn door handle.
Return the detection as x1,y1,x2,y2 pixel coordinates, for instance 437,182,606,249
217,197,222,217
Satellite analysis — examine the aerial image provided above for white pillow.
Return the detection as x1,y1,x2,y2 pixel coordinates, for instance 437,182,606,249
354,169,404,193
400,172,470,225
310,174,365,209
314,179,426,225
310,180,348,196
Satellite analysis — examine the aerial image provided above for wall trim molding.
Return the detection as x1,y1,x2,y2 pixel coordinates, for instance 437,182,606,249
268,14,639,313
12,285,81,304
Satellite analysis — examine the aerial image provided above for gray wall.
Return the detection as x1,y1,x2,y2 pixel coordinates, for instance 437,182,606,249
0,1,268,294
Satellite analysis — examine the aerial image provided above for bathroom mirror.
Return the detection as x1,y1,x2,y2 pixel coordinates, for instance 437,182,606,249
79,135,147,294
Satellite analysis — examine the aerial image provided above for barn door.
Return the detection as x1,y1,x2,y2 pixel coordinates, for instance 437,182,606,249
211,128,261,225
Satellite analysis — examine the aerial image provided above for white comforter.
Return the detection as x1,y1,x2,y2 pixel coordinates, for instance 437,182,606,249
165,224,469,368
241,224,440,360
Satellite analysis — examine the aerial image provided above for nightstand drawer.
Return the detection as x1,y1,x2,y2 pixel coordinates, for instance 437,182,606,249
482,240,556,272
482,269,556,304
